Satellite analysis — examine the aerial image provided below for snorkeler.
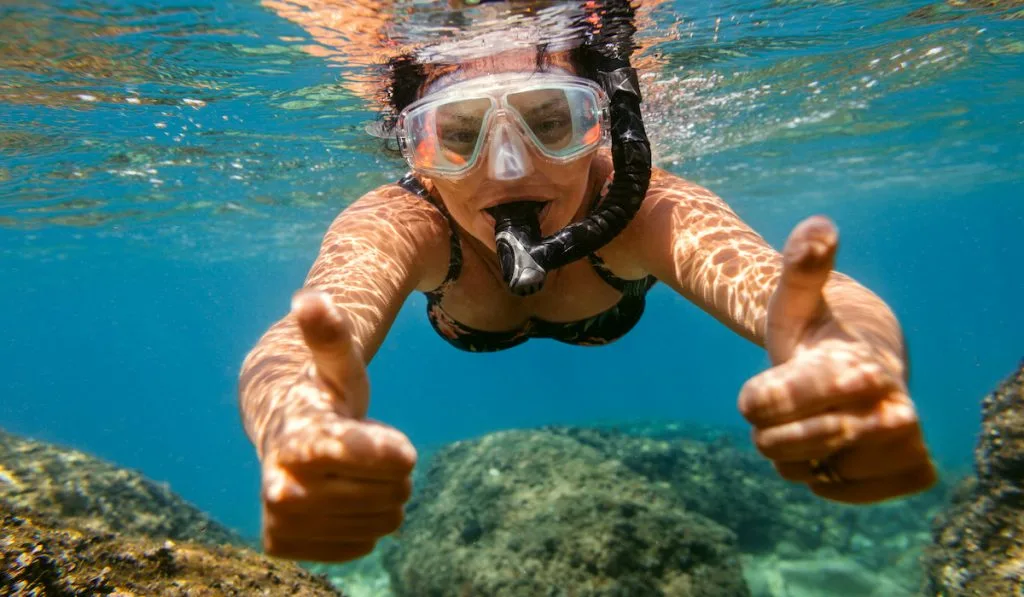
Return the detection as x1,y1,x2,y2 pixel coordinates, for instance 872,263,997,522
238,1,937,563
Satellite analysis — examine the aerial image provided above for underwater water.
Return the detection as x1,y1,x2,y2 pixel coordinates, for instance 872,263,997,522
1,0,1021,593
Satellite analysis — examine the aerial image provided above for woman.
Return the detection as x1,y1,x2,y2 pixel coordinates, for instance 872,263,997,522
239,1,936,564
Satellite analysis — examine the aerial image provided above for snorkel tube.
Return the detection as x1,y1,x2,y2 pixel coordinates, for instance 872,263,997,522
487,5,651,295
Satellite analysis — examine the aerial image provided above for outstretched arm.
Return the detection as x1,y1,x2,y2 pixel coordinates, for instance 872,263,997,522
633,170,907,379
238,183,448,457
631,170,933,504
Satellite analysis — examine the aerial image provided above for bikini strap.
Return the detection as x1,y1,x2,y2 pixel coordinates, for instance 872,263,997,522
587,253,657,298
397,173,463,294
585,171,657,297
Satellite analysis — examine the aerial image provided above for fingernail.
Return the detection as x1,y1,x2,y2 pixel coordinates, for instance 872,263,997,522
291,289,320,313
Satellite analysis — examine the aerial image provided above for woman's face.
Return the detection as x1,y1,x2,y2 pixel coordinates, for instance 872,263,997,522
418,52,600,252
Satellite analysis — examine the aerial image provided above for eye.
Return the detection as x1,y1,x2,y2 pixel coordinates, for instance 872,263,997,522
534,117,569,135
441,127,479,144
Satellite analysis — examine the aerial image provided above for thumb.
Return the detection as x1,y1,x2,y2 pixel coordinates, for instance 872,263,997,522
291,289,370,419
766,215,838,364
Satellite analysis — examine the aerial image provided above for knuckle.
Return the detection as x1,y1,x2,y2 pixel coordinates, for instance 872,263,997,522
752,429,779,454
910,463,938,489
350,541,378,559
883,401,919,432
738,379,768,419
392,478,413,504
835,414,858,443
815,414,843,438
381,510,405,535
737,386,753,417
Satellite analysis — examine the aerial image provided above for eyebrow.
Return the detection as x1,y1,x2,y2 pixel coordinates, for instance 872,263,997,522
520,98,566,115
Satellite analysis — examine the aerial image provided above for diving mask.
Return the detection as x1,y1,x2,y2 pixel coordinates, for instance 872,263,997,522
396,73,609,180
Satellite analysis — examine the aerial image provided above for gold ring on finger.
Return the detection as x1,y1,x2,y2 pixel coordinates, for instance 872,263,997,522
808,457,845,484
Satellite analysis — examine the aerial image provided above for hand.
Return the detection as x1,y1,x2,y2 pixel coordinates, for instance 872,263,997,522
260,290,416,562
738,216,936,504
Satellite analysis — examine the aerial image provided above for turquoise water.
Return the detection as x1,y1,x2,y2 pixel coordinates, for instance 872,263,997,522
2,0,1021,552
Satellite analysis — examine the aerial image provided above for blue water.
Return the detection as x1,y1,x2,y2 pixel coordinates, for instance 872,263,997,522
2,0,1022,545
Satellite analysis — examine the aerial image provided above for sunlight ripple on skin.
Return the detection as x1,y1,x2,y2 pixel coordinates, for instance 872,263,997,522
239,184,442,459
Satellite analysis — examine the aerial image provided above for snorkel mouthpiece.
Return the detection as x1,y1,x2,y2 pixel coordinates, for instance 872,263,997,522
487,202,546,296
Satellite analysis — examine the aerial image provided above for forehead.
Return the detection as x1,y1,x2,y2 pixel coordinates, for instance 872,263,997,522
421,51,578,96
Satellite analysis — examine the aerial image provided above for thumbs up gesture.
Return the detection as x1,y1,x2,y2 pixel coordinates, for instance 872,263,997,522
259,290,416,562
738,216,936,504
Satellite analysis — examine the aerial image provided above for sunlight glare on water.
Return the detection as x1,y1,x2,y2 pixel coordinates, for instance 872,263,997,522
0,0,1020,261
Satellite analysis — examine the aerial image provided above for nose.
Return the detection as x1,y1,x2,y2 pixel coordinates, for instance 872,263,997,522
487,119,534,181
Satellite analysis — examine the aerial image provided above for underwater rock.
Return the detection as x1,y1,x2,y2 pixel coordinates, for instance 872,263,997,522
0,427,242,546
0,495,342,596
548,424,948,566
922,361,1024,596
383,429,750,597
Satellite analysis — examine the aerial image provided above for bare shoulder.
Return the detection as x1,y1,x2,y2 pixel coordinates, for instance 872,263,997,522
636,167,740,224
313,182,452,293
326,182,447,238
608,167,768,276
600,169,719,264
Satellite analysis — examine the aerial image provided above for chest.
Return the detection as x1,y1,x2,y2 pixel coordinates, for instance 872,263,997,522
437,247,628,331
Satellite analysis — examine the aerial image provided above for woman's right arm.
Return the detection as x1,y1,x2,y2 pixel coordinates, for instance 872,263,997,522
237,182,448,459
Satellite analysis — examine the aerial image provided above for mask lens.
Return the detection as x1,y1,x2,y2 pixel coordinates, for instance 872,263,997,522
436,98,491,163
507,86,602,158
405,97,492,173
400,77,604,176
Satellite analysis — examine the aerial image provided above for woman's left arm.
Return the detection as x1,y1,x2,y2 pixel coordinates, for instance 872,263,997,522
630,170,937,504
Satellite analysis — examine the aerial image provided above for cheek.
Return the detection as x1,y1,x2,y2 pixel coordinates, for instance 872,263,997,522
433,189,494,244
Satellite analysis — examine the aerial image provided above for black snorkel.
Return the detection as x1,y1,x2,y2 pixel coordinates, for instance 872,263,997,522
487,58,650,295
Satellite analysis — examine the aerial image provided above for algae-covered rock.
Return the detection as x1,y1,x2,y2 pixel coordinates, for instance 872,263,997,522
0,428,344,595
922,361,1024,596
383,429,750,597
0,427,242,546
548,424,949,567
1,496,342,596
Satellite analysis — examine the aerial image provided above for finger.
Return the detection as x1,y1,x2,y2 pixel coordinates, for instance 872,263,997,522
265,475,412,514
263,535,377,563
766,215,838,364
266,510,404,543
738,351,899,428
753,394,919,462
809,463,938,504
270,421,417,482
772,428,929,483
292,289,369,419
